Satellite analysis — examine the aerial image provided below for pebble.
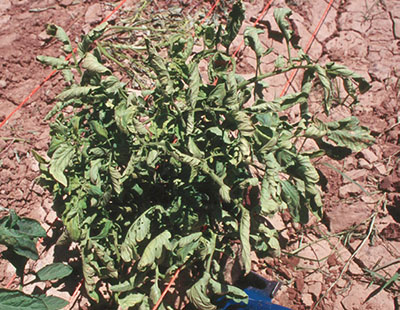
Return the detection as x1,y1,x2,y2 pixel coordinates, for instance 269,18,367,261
84,3,102,25
360,149,378,163
358,158,372,170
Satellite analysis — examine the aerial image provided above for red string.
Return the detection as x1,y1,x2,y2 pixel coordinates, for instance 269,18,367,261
201,0,221,25
152,265,183,310
0,0,128,129
280,0,335,97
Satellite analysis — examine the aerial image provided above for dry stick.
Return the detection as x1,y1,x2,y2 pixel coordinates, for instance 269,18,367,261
280,0,335,97
312,212,377,310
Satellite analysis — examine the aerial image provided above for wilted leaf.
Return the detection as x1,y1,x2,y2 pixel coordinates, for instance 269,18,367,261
187,272,216,310
326,117,375,152
37,56,68,68
240,206,251,275
281,180,304,223
138,230,171,270
273,8,293,43
82,52,110,74
222,0,245,49
56,86,95,101
121,212,152,262
46,24,72,53
315,65,332,113
244,27,266,58
109,166,122,194
209,278,248,304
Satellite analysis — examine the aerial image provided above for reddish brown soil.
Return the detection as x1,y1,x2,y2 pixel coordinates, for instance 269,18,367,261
1,0,400,309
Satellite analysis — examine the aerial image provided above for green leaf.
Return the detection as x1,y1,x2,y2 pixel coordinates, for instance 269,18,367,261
37,295,69,310
49,143,75,187
0,210,46,261
244,27,266,58
187,272,216,310
138,230,171,270
240,206,251,275
82,52,110,74
273,8,293,44
0,289,47,310
37,263,73,281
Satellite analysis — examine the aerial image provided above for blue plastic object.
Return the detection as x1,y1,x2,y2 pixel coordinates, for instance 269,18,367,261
217,272,292,310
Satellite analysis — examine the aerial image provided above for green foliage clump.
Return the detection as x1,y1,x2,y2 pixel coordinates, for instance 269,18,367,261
36,2,374,309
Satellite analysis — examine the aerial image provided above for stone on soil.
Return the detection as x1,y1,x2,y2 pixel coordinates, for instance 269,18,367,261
85,3,103,25
326,202,371,233
338,183,362,198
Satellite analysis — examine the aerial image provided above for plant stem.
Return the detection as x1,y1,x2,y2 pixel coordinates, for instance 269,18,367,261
237,65,314,90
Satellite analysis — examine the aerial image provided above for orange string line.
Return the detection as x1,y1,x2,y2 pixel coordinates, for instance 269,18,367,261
0,0,128,129
279,0,335,97
201,0,221,25
67,279,83,310
151,266,183,310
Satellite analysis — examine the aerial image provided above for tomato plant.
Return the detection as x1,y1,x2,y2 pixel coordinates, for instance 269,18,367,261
36,2,374,309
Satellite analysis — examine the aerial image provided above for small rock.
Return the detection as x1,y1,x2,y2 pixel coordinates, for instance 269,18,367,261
302,293,314,308
59,0,73,7
374,163,387,175
358,158,372,170
85,3,103,25
38,30,52,42
394,17,400,39
32,184,44,195
325,202,371,233
0,80,7,89
360,149,378,163
342,169,367,184
308,282,322,299
0,0,11,12
338,183,362,198
368,63,391,81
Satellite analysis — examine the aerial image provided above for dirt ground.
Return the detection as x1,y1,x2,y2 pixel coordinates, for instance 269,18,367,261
1,0,400,309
